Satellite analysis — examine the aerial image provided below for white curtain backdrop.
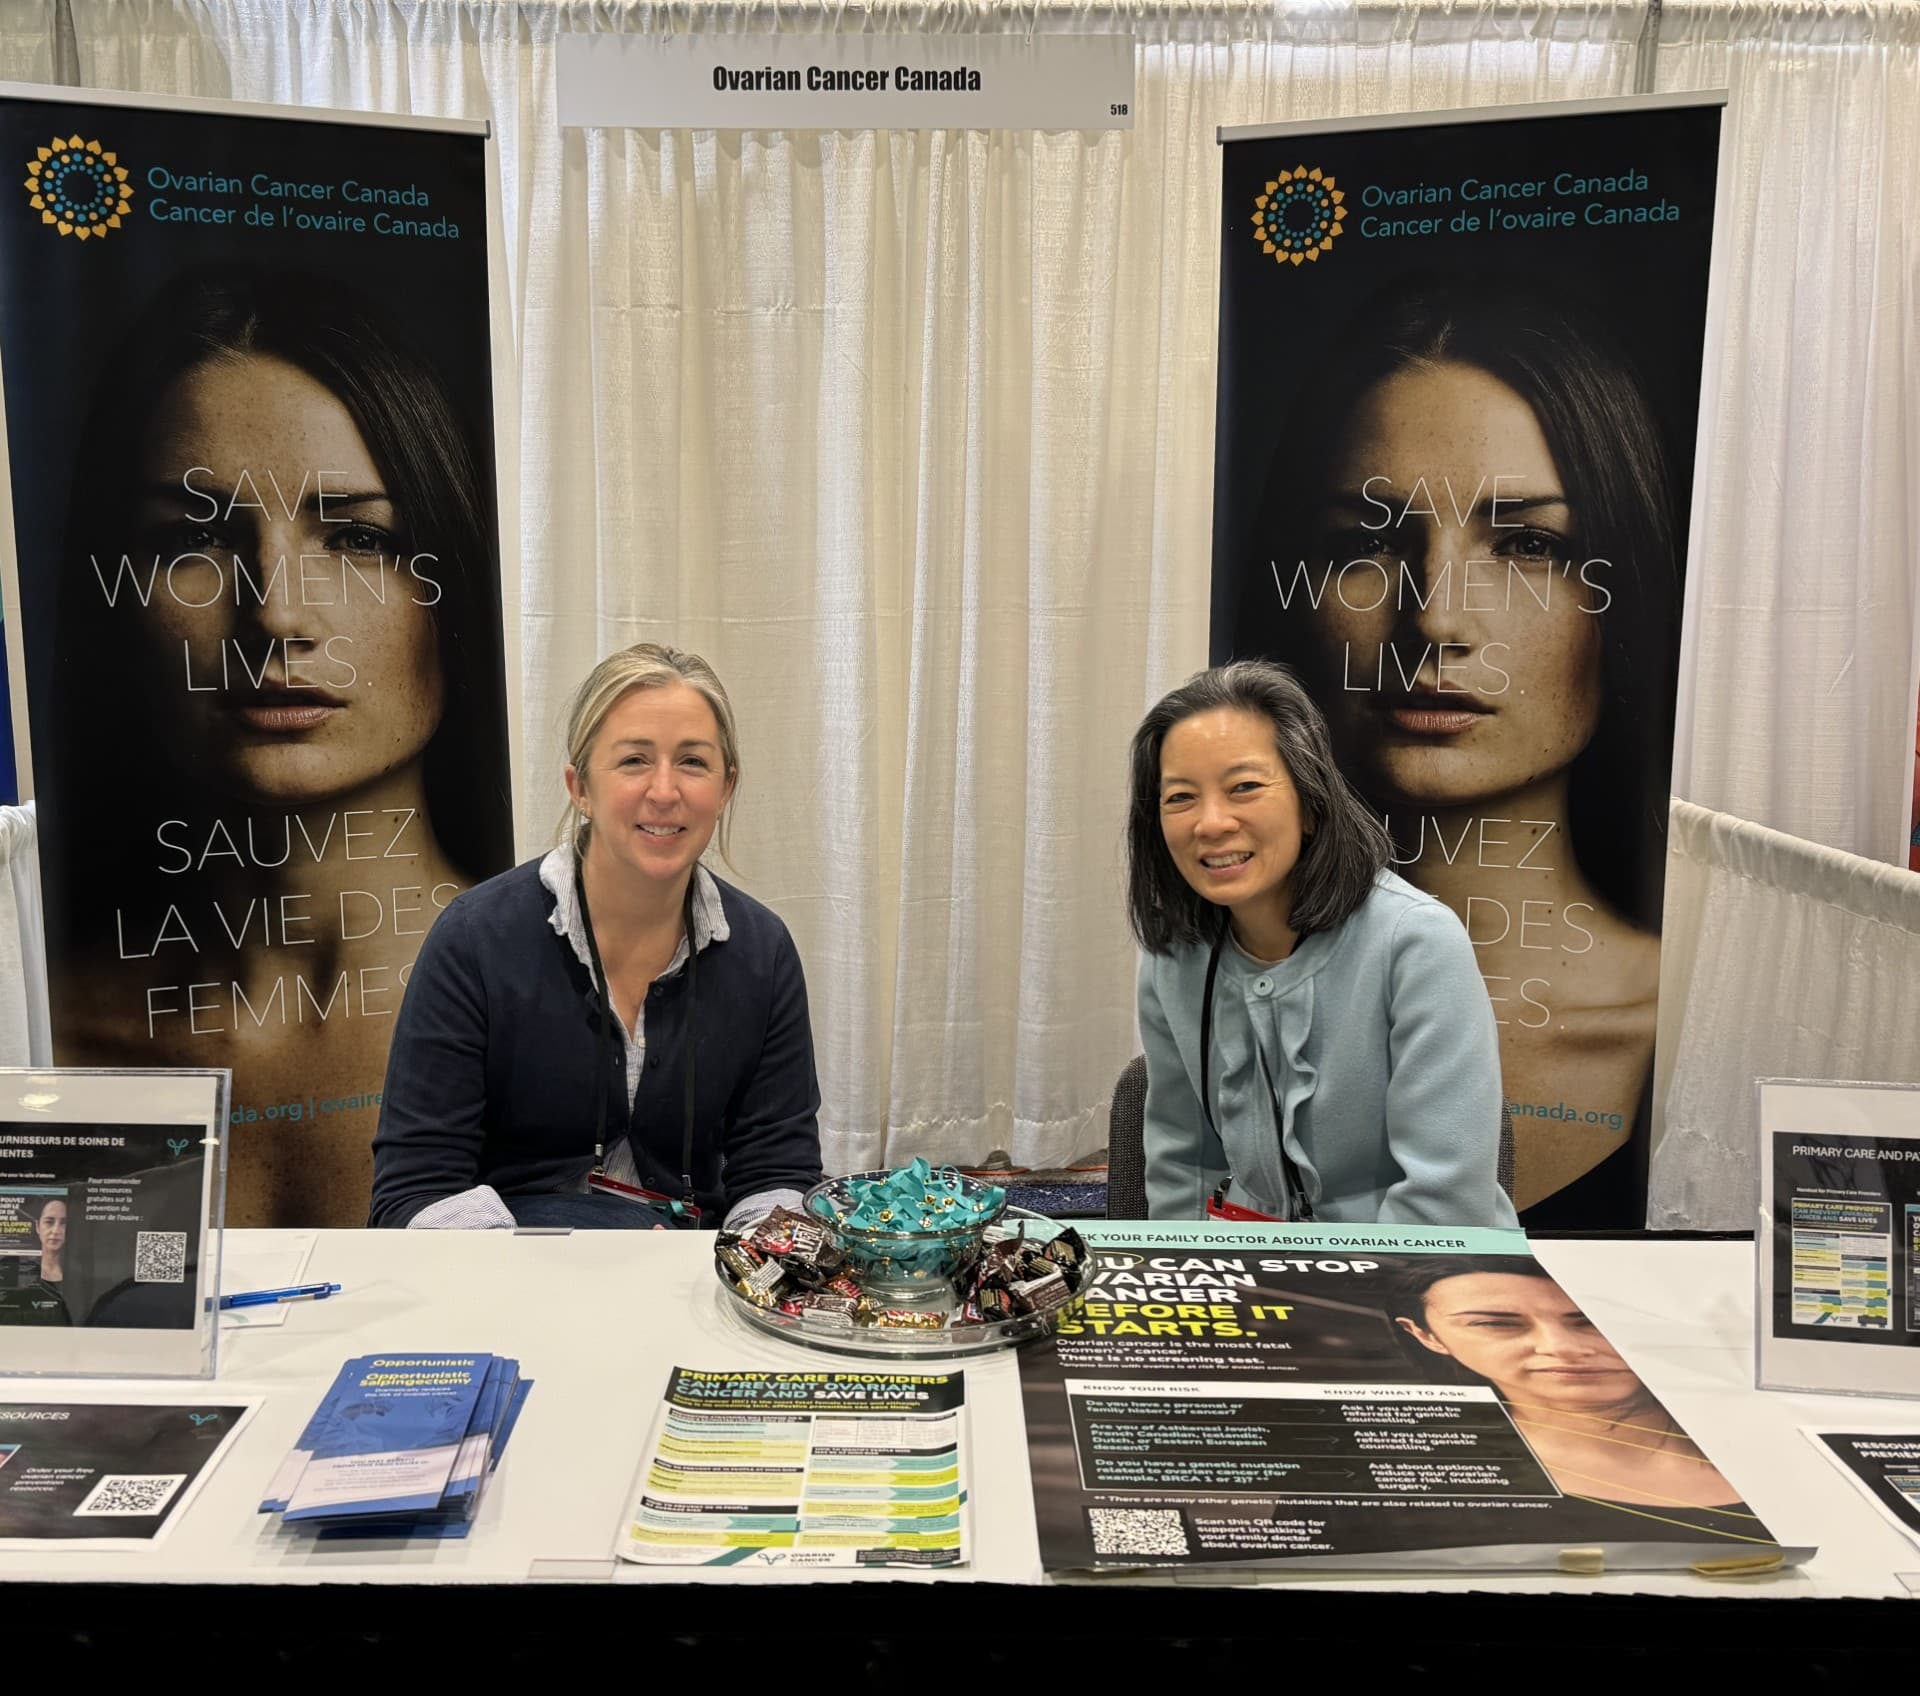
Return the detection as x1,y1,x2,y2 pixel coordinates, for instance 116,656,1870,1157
1651,798,1920,1230
0,0,1909,1180
0,803,48,1066
1658,1,1920,865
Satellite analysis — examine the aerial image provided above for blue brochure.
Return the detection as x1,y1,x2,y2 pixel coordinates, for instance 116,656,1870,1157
282,1354,493,1523
311,1375,535,1542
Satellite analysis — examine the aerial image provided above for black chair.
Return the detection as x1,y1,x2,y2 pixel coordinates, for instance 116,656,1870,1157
1106,1055,1150,1219
1105,1053,1514,1219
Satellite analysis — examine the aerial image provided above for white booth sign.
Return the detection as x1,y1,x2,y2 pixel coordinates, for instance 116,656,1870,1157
557,32,1136,131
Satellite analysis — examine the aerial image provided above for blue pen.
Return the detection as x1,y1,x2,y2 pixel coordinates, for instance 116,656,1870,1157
220,1281,342,1310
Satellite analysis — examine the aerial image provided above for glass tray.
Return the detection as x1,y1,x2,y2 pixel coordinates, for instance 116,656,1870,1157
713,1206,1087,1360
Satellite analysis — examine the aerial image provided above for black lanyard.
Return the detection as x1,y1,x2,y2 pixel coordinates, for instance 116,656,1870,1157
575,854,699,1210
1199,914,1314,1222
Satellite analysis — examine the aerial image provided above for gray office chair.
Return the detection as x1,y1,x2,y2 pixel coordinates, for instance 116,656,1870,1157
1104,1053,1515,1219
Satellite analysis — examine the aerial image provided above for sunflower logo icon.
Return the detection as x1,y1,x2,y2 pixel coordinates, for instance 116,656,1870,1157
25,135,133,240
1252,166,1345,268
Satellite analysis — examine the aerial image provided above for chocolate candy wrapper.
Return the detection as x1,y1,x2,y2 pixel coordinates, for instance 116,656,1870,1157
738,1256,790,1307
789,1291,859,1318
799,1302,858,1332
746,1205,812,1256
951,1302,988,1327
782,1222,846,1284
872,1308,946,1330
715,1239,765,1285
1010,1268,1072,1315
802,1312,855,1333
1041,1230,1085,1270
975,1287,1015,1323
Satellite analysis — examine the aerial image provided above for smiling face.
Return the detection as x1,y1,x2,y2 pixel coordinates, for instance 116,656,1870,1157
566,682,736,894
1304,360,1604,808
1397,1271,1644,1412
1158,707,1308,933
127,353,445,805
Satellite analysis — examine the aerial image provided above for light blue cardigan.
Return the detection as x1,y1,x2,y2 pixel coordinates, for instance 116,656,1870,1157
1139,870,1518,1228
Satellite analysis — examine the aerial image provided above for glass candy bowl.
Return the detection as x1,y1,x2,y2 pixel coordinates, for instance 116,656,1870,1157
803,1169,1008,1301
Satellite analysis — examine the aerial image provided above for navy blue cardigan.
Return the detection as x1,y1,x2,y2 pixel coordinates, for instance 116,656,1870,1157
369,859,823,1227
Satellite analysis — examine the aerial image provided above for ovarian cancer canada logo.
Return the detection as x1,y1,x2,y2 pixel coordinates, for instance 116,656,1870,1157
1252,165,1345,267
24,134,133,240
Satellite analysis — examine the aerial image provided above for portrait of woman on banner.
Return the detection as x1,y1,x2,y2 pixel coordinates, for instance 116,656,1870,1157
45,267,511,1227
1388,1258,1753,1532
1240,276,1680,1219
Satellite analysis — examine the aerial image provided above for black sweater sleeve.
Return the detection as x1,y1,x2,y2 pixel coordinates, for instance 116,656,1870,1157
368,898,492,1227
719,920,824,1215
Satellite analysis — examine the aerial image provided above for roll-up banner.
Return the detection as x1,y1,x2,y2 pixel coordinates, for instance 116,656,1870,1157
0,88,514,1227
1212,94,1723,1225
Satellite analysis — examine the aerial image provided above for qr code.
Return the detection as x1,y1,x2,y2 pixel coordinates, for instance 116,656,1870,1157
73,1473,186,1517
1089,1506,1190,1557
134,1231,187,1283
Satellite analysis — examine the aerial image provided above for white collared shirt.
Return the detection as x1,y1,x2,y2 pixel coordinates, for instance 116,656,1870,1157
409,849,795,1233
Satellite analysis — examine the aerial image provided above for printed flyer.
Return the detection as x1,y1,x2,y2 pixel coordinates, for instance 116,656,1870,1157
0,1118,209,1329
1805,1430,1920,1551
0,92,513,1227
1212,97,1722,1224
1769,1130,1920,1345
1019,1223,1804,1574
618,1367,969,1569
0,1399,255,1547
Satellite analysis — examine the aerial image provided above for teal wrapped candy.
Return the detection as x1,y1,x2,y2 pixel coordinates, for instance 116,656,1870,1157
804,1162,1009,1294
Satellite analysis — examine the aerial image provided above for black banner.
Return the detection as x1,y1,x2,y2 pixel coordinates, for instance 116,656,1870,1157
0,95,513,1225
1212,98,1721,1223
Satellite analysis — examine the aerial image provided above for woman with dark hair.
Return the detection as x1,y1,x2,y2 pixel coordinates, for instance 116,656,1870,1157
6,1195,72,1325
1387,1258,1744,1514
1127,659,1514,1226
44,269,510,1226
1231,277,1679,1217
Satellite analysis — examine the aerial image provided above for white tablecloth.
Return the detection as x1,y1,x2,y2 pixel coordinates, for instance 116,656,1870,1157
2,1230,1914,1597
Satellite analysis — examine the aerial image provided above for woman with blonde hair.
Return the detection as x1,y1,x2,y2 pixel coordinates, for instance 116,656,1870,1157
370,643,822,1229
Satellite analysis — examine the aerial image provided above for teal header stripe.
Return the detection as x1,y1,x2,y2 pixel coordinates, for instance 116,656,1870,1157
1080,1222,1532,1256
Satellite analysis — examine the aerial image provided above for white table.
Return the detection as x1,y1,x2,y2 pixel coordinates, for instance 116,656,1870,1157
4,1231,1917,1605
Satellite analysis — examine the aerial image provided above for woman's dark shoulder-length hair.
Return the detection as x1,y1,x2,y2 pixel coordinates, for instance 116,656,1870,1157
1234,273,1679,929
1382,1253,1555,1383
50,266,511,942
1126,659,1390,954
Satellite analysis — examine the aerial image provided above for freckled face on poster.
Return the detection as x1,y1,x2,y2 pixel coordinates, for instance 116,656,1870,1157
51,272,491,1087
1250,281,1676,1206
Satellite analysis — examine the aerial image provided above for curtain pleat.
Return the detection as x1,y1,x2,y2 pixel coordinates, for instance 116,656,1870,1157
1659,0,1920,862
1651,798,1920,1230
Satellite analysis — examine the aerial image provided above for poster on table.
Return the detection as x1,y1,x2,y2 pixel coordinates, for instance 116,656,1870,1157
1019,1222,1805,1574
0,1396,255,1547
0,1067,227,1378
1804,1430,1920,1552
0,1398,255,1544
618,1367,971,1568
1211,94,1723,1225
1758,1079,1920,1399
0,88,514,1227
